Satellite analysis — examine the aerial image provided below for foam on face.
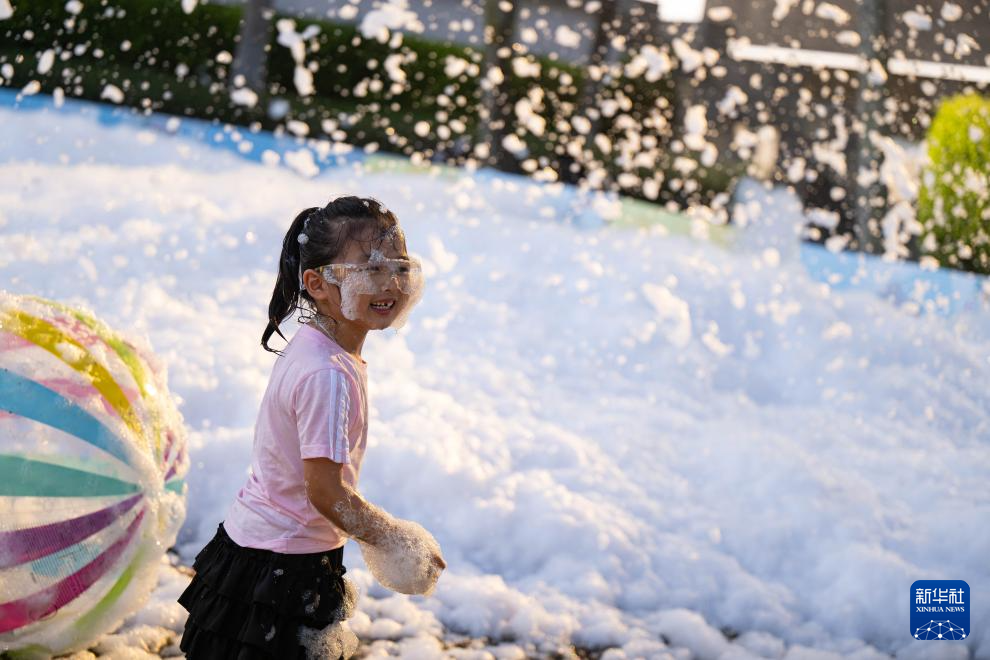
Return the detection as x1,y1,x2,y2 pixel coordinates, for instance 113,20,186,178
330,253,425,329
345,225,423,328
337,269,376,321
386,265,425,331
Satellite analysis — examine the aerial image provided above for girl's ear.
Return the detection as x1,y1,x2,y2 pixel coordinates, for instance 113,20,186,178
302,269,334,302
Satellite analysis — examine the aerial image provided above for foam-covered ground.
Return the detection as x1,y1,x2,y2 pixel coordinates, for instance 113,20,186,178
2,100,989,660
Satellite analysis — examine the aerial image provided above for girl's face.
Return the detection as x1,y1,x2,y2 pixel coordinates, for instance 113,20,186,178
336,238,410,329
310,232,414,330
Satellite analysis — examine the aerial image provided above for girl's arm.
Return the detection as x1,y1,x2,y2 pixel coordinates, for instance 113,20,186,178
303,457,448,594
303,458,436,556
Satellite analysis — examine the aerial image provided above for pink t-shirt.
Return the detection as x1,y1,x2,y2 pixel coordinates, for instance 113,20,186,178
224,324,368,553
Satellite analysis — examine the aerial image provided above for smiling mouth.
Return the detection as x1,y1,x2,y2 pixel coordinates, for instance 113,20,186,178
370,299,396,311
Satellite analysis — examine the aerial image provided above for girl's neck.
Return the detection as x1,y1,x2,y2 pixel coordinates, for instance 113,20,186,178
310,317,367,364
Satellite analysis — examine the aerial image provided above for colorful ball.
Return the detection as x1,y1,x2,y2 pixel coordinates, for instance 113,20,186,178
0,291,188,656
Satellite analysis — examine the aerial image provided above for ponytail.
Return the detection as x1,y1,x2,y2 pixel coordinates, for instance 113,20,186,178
262,207,319,354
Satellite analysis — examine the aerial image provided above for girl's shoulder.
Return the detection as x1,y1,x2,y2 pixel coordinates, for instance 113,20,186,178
288,362,364,420
285,351,364,397
290,325,367,379
273,329,364,412
284,354,362,391
323,353,364,382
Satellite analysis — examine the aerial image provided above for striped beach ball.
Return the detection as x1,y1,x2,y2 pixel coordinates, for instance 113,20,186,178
0,291,188,656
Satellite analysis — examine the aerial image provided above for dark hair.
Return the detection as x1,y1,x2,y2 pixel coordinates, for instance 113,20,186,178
262,195,404,354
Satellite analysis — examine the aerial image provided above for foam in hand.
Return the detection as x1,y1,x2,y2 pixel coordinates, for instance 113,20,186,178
358,517,444,596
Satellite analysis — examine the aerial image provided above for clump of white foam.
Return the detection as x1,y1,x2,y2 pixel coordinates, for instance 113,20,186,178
358,518,444,596
359,0,424,43
230,87,259,108
298,620,359,660
100,84,125,104
275,19,320,96
297,578,360,660
330,492,444,595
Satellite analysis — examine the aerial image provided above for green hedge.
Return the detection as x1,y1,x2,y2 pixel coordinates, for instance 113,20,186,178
1,0,734,206
917,93,990,275
2,0,241,79
263,18,483,156
0,0,260,122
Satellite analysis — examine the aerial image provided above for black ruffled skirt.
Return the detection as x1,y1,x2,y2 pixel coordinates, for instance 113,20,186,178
178,522,349,660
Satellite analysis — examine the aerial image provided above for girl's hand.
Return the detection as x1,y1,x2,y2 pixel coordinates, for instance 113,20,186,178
358,517,446,595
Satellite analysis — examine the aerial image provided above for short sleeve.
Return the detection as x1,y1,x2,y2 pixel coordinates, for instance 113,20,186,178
295,369,354,464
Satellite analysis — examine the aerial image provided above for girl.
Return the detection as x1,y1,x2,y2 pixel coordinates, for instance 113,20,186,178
178,196,446,659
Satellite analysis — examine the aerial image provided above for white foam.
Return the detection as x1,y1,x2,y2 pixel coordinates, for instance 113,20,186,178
358,518,444,596
4,101,989,660
298,620,359,660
